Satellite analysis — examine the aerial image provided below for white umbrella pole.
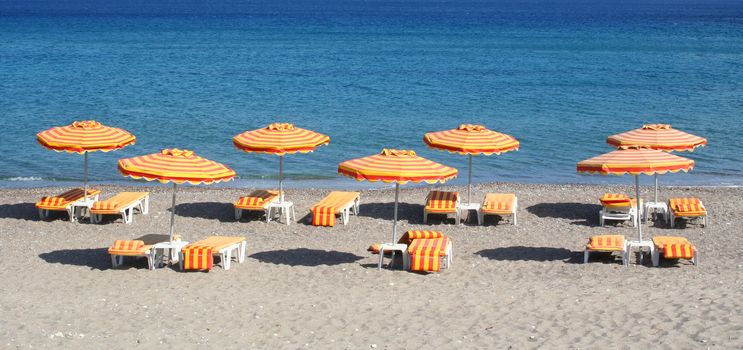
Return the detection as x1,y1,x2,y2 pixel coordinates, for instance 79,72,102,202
654,174,658,203
635,175,642,242
467,154,473,205
83,151,89,201
392,183,399,243
279,155,284,203
168,183,178,241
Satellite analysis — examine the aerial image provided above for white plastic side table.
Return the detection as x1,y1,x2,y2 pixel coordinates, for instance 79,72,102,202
457,203,481,225
267,201,295,225
152,240,190,268
626,240,655,265
644,201,668,224
378,243,410,270
70,199,97,223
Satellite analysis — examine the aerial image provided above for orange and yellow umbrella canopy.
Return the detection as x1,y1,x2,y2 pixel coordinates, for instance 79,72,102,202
119,148,236,240
37,120,136,201
338,149,457,242
577,147,694,243
607,124,707,152
233,123,329,202
424,124,519,204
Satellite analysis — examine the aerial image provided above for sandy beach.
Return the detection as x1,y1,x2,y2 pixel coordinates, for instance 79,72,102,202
1,182,742,349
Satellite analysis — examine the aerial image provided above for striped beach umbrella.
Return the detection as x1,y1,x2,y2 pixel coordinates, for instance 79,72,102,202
37,120,136,201
118,148,236,240
577,147,694,243
233,123,329,203
338,149,458,243
424,124,519,204
607,124,707,202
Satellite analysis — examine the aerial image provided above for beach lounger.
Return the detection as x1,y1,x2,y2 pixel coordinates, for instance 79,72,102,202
479,193,517,225
370,230,452,272
668,197,707,228
36,188,101,221
599,193,641,227
423,190,460,224
651,236,698,266
107,234,178,270
310,191,360,226
179,236,247,271
90,192,149,224
234,190,281,221
583,235,628,265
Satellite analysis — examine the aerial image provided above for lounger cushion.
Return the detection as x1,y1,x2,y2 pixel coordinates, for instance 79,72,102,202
189,236,245,251
310,191,359,227
669,198,706,216
586,235,625,251
400,230,445,245
182,245,213,271
108,240,149,256
600,193,630,205
408,236,449,272
663,244,695,259
234,190,280,209
91,192,148,213
482,193,516,214
424,191,458,213
36,188,101,209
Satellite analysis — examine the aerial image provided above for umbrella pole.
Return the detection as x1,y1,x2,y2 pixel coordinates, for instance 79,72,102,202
467,154,473,205
654,174,658,203
83,151,89,201
635,175,642,243
392,183,399,243
169,183,177,241
279,155,284,203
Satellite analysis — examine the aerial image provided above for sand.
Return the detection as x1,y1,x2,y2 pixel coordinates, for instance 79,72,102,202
0,183,742,349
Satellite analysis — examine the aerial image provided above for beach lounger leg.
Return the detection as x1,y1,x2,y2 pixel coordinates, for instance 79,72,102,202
178,251,184,271
68,207,77,223
670,213,675,228
599,210,604,226
111,255,118,267
477,211,483,226
234,208,242,220
142,195,149,214
222,251,231,270
238,241,247,263
584,250,590,264
651,248,660,267
423,212,428,224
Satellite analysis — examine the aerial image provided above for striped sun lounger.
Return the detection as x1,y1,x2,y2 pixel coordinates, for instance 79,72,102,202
583,235,627,265
310,191,360,227
651,236,698,266
90,192,149,224
179,236,247,271
668,198,707,228
403,230,452,272
36,188,101,221
108,239,156,270
423,191,460,224
599,193,641,227
234,190,281,221
479,193,518,225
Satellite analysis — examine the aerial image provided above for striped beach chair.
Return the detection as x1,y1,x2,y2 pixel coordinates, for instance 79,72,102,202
179,236,247,271
599,193,640,227
423,191,460,224
36,188,101,221
108,239,156,270
651,236,698,266
90,192,149,224
583,235,628,265
310,191,360,227
234,190,281,221
479,193,518,225
668,198,707,228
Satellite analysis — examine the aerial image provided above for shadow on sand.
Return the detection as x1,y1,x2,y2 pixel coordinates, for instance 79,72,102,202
526,202,601,226
0,203,46,221
174,202,236,222
250,248,363,267
38,234,172,270
358,202,425,223
476,246,582,263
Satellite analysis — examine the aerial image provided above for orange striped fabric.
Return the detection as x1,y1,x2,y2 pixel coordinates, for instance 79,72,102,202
482,193,515,214
423,124,520,155
408,236,449,272
36,188,101,209
607,124,707,152
118,148,236,185
577,148,694,176
37,120,136,153
312,206,335,226
664,244,695,259
190,236,245,251
669,198,706,216
108,240,148,256
399,230,445,244
425,191,458,213
586,235,625,251
600,193,630,204
338,149,458,184
234,190,280,209
233,123,330,155
182,245,213,271
91,192,148,213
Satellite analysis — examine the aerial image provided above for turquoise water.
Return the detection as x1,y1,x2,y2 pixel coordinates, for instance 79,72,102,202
1,1,742,188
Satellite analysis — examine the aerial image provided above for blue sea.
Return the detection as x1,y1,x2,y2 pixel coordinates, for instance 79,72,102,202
1,0,741,189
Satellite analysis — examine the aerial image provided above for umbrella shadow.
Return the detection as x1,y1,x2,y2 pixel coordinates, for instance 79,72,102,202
358,202,425,224
250,248,363,267
174,202,235,222
526,202,601,227
39,248,112,270
475,246,581,263
0,203,40,221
